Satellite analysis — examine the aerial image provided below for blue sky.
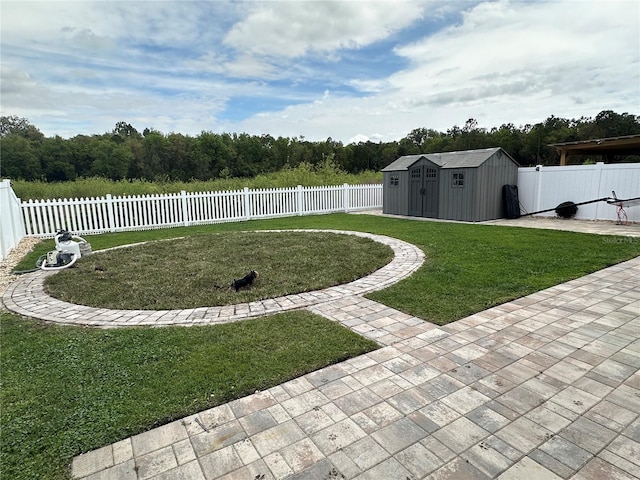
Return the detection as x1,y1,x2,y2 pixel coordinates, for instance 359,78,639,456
1,0,638,144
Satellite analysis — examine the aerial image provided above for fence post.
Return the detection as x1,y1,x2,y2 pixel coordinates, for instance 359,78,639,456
534,165,543,213
343,183,350,212
0,179,26,260
296,185,303,216
105,194,116,232
594,162,605,221
180,190,190,227
243,187,251,221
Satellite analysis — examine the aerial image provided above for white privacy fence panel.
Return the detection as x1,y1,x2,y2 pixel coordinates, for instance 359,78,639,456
0,179,27,261
21,184,383,237
517,163,640,222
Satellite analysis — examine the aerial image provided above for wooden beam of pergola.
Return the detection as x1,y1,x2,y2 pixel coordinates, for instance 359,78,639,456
550,134,640,165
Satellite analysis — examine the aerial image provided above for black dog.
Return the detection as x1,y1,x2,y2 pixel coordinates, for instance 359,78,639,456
232,270,259,291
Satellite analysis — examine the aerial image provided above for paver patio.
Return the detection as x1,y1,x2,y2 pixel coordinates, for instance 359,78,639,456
3,218,639,479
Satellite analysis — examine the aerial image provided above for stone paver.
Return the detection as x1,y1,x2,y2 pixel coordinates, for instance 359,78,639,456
3,220,640,479
2,230,424,329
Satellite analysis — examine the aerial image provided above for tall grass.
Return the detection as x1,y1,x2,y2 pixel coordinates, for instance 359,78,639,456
9,163,382,201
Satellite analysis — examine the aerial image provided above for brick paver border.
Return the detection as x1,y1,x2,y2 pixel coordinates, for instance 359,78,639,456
2,229,424,327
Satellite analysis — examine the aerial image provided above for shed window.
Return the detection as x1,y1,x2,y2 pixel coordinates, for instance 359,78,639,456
452,172,465,187
389,174,399,187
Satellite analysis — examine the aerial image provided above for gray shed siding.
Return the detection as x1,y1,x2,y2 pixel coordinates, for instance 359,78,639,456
383,170,409,215
382,148,519,221
438,168,477,221
438,152,518,221
472,154,518,221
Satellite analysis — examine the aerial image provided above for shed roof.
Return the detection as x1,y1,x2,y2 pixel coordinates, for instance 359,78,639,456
382,147,516,172
381,154,427,172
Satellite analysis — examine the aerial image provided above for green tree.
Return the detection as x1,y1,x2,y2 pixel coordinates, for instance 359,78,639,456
591,110,640,138
287,137,313,167
90,139,133,180
397,136,420,156
139,131,169,180
461,118,489,150
232,133,267,177
195,132,235,179
40,136,76,181
379,142,399,170
112,121,140,141
0,115,44,141
489,123,525,164
165,133,195,180
68,135,99,178
406,127,430,148
0,134,42,180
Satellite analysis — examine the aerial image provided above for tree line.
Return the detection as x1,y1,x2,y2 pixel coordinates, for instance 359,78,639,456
1,110,638,183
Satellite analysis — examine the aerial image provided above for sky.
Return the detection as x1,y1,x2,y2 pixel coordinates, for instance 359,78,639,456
1,0,639,144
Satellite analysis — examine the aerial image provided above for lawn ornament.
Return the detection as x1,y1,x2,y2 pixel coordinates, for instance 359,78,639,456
37,229,92,271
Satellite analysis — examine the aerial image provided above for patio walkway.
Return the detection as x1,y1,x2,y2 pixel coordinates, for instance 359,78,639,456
3,221,639,479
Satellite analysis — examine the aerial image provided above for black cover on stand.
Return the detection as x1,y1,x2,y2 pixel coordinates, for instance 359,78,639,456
502,184,520,219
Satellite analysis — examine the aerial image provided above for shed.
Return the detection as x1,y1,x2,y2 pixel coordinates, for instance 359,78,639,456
382,147,520,222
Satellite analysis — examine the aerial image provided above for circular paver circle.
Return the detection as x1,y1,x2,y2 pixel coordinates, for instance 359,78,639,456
2,230,424,327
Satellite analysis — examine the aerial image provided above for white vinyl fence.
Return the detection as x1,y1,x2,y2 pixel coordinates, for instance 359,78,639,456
3,162,639,252
0,179,27,261
518,163,640,222
20,184,383,237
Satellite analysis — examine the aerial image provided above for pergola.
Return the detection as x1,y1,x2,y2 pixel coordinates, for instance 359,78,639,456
550,134,640,165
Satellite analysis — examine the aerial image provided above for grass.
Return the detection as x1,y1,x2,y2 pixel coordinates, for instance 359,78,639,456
366,220,640,324
3,213,640,479
16,213,640,324
10,167,382,201
44,231,393,309
0,312,378,480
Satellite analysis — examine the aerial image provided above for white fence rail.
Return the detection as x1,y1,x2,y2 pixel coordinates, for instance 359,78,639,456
0,179,27,261
20,184,384,237
518,162,640,222
4,162,639,251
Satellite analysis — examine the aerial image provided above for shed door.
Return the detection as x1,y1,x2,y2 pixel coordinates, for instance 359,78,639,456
423,167,438,217
409,166,439,217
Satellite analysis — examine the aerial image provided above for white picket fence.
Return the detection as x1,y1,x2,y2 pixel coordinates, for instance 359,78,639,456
0,179,27,261
19,184,383,237
3,162,639,258
518,162,640,222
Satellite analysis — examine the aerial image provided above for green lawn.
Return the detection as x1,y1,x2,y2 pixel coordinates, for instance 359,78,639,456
0,312,378,480
3,213,639,480
44,231,393,309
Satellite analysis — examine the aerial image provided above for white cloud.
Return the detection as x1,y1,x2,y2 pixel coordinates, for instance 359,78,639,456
231,0,639,141
389,0,638,104
348,134,370,144
0,0,637,143
221,54,280,79
223,1,425,58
